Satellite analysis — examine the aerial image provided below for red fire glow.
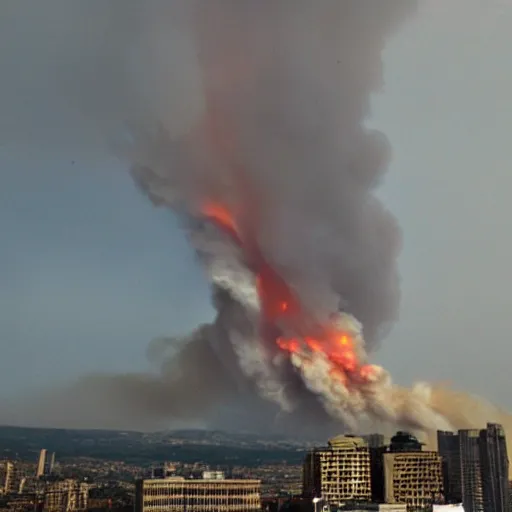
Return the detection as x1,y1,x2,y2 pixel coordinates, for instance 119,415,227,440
202,201,241,242
201,201,373,384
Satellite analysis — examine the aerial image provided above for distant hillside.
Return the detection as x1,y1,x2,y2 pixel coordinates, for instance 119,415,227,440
0,426,310,466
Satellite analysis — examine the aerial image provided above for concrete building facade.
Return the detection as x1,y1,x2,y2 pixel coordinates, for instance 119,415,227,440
3,462,19,494
479,423,509,512
437,430,462,504
44,479,90,512
363,435,386,449
383,451,443,510
439,423,508,512
383,432,443,511
458,429,483,512
135,476,261,512
363,435,388,504
303,435,371,506
36,449,56,478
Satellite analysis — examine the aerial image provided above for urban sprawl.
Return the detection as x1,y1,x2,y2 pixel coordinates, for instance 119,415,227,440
0,423,508,511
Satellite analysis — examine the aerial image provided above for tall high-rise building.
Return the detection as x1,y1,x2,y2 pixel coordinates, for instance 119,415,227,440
383,432,443,511
459,429,483,512
388,431,422,453
303,435,371,506
479,423,509,512
438,423,509,512
438,430,462,503
363,434,386,449
36,449,47,478
3,462,19,494
36,449,55,478
363,434,387,503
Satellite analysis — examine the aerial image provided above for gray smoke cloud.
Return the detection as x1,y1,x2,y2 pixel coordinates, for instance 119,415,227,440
9,0,509,445
0,0,415,432
1,2,409,346
126,0,411,343
118,0,418,432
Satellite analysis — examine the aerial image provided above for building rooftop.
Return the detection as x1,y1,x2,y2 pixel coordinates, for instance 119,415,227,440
142,477,260,485
389,431,423,452
327,435,367,450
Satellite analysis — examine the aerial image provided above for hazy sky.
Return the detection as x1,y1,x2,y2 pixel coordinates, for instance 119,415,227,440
1,0,512,413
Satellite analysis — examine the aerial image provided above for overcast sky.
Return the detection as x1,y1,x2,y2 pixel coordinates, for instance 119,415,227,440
1,0,512,416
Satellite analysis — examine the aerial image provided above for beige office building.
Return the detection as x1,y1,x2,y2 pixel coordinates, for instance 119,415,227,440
383,451,443,511
3,462,20,494
303,435,371,506
36,449,47,478
135,476,261,512
44,479,90,512
36,449,55,478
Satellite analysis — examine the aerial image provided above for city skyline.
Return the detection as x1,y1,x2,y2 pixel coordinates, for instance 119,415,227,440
1,422,508,510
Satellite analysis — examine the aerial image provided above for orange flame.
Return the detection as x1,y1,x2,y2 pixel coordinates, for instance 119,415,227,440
200,200,372,385
277,329,367,380
305,338,322,353
338,335,350,347
277,337,300,354
202,202,239,236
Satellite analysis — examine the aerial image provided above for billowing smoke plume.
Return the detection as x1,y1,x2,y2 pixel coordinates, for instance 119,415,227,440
115,0,512,444
115,1,412,429
1,0,512,452
117,0,456,437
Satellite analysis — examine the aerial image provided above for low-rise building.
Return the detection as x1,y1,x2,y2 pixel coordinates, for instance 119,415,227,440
135,476,261,512
44,479,89,512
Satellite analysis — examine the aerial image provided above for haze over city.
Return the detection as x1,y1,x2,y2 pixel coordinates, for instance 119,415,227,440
0,0,511,436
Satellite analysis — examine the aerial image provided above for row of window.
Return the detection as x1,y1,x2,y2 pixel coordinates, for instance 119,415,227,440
143,487,259,496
